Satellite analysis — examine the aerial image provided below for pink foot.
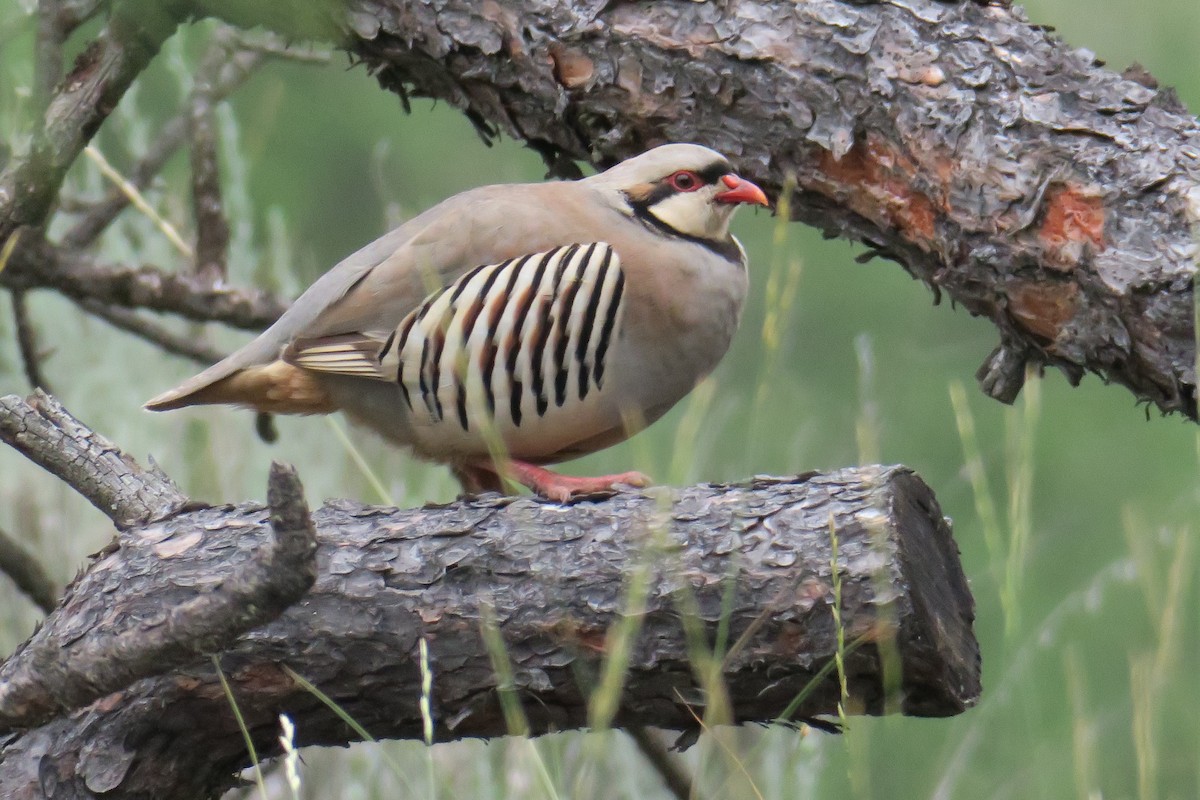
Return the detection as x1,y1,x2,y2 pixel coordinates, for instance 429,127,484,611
474,460,651,502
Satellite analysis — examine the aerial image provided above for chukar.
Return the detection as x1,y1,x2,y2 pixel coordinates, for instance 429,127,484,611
146,144,769,500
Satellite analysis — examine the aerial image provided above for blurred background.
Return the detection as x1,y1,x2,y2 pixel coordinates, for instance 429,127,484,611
1,0,1197,797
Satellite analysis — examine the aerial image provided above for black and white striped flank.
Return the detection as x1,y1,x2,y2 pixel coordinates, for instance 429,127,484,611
380,242,626,432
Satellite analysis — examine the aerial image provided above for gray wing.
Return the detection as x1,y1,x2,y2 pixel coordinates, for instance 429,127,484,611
145,183,568,410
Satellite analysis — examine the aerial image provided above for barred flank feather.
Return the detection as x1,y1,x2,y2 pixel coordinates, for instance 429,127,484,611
384,243,626,432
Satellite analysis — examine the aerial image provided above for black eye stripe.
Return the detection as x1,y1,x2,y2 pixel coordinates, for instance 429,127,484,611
696,162,731,184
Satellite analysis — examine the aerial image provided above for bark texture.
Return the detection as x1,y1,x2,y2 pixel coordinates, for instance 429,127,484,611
0,391,188,529
0,467,978,800
2,1,1193,417
2,240,288,331
332,0,1198,418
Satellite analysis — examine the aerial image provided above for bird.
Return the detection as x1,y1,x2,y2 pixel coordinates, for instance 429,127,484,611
145,143,770,501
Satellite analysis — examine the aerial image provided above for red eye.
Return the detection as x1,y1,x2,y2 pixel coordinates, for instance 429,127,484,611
668,170,702,192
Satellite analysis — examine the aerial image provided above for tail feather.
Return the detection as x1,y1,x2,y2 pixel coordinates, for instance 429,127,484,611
144,360,337,414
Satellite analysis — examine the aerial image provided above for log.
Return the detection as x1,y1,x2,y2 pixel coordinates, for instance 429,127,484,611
0,466,978,800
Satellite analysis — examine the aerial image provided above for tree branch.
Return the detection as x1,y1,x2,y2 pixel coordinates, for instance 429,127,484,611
9,290,53,393
327,0,1196,419
0,526,58,615
61,40,264,250
0,463,317,734
0,464,978,799
1,238,288,330
0,0,187,244
0,391,189,528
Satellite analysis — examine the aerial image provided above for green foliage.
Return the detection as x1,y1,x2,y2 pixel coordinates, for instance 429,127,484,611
1,2,1198,798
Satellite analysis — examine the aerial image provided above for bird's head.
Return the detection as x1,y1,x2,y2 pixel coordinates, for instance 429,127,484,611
589,143,770,245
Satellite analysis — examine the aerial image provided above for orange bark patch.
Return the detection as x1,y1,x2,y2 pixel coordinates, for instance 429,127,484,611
550,45,594,89
93,692,127,713
814,135,941,248
549,618,607,653
1008,280,1079,343
1038,184,1105,269
234,662,293,695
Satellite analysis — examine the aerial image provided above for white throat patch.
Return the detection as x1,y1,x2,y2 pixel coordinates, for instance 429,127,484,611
647,189,734,241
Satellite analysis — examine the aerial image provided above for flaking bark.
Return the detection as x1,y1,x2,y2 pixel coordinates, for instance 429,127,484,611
0,467,978,800
2,1,1194,418
0,391,188,529
0,462,317,733
333,0,1197,418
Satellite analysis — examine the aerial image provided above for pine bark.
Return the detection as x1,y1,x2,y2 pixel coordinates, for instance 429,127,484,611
335,0,1198,418
0,464,977,800
2,0,1194,416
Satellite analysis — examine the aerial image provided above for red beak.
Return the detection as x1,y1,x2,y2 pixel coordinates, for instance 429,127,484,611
714,173,770,207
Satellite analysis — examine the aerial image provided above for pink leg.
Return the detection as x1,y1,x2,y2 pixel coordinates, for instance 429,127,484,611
470,459,650,502
450,463,505,495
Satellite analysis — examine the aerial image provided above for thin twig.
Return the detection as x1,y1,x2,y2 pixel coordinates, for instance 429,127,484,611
234,37,333,63
0,525,58,615
0,0,185,244
626,726,698,800
2,236,288,330
10,290,54,392
61,34,261,249
75,297,226,365
188,49,231,280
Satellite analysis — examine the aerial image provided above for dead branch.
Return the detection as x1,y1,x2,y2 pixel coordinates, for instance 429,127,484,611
0,464,978,799
0,526,58,615
9,291,52,393
0,463,317,734
327,0,1197,418
0,391,188,528
185,27,238,282
2,238,288,330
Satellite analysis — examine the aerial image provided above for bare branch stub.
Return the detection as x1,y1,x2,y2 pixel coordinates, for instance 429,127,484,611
0,461,317,734
0,467,978,799
0,390,188,529
340,0,1198,420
